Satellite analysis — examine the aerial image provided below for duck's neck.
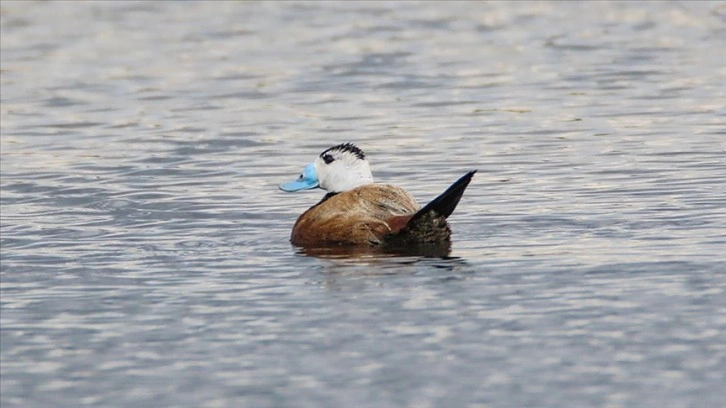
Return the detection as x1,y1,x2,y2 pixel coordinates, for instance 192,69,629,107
322,192,339,202
311,192,339,209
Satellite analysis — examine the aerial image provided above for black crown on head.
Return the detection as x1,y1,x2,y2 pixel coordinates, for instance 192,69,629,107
320,143,365,164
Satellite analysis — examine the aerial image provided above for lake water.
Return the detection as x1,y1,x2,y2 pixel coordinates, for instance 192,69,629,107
1,2,725,407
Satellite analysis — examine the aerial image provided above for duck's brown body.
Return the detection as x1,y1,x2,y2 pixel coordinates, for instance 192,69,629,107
291,184,424,246
288,170,476,248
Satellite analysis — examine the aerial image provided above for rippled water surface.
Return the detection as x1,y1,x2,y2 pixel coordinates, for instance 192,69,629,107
2,2,725,407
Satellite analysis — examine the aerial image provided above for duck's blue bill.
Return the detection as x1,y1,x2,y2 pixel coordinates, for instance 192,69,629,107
279,163,319,192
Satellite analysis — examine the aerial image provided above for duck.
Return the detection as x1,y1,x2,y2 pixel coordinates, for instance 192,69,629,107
279,143,476,248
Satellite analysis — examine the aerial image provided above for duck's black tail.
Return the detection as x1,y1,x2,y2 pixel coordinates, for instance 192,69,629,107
386,170,476,246
410,170,477,224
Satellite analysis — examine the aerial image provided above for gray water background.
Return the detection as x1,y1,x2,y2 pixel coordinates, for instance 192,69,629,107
1,1,725,407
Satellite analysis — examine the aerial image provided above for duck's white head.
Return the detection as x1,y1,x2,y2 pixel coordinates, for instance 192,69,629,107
279,143,374,193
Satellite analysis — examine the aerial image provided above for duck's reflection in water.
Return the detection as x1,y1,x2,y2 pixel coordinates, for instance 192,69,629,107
295,243,473,280
296,241,453,259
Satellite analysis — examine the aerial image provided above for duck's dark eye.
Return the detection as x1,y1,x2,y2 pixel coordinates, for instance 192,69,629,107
322,154,334,164
297,174,303,180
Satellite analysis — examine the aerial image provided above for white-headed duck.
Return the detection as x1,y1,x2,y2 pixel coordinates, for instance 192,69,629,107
280,143,475,247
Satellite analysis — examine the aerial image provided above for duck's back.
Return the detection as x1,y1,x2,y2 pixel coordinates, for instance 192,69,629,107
291,184,420,246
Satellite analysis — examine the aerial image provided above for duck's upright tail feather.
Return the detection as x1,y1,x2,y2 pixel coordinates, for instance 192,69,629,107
410,170,477,223
385,170,476,246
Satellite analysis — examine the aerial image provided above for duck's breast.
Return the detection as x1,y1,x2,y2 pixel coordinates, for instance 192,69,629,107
290,184,420,246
